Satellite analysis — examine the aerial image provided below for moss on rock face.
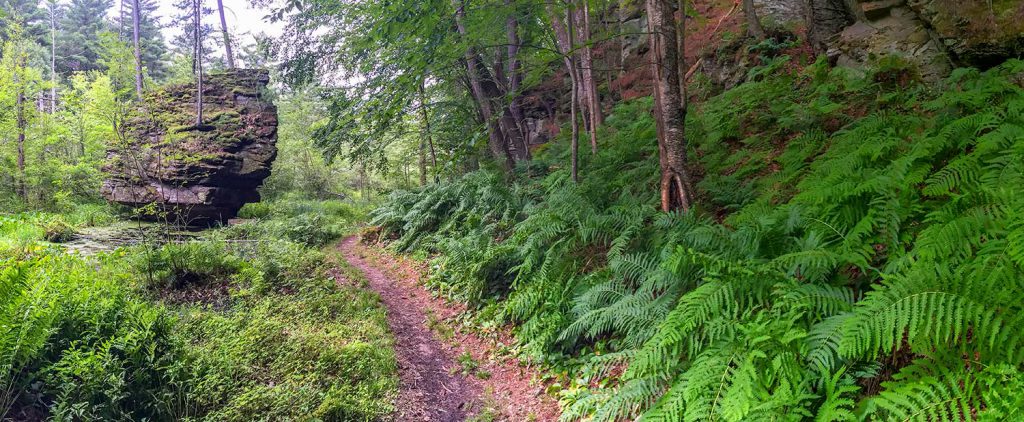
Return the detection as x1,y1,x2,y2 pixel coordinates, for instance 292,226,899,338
907,0,1024,66
102,69,279,225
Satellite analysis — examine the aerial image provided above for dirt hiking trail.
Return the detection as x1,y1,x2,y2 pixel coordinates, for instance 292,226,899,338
337,236,560,421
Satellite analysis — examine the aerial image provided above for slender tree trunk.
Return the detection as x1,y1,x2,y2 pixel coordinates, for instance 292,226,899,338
49,6,57,113
577,1,601,153
15,59,27,200
119,0,125,41
194,0,204,126
647,0,695,211
547,0,582,181
617,4,627,82
216,0,235,68
132,0,144,99
418,137,427,185
567,6,580,183
742,0,766,39
453,0,515,171
506,1,531,160
418,81,438,182
602,7,614,101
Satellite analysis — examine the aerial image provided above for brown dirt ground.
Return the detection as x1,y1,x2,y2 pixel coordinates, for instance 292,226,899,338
338,236,561,422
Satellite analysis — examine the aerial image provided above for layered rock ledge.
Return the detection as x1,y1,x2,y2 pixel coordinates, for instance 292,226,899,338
102,69,278,225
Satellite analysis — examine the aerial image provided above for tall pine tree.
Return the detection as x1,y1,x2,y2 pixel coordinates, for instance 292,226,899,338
0,0,47,42
120,0,168,81
55,0,113,74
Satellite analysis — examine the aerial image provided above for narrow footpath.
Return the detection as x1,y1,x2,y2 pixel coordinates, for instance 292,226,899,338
337,236,560,421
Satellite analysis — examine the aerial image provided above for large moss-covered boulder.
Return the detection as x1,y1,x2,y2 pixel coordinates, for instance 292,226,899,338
102,69,278,225
907,0,1024,67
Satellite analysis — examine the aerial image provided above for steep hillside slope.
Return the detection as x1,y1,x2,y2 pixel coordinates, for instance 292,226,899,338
370,57,1024,420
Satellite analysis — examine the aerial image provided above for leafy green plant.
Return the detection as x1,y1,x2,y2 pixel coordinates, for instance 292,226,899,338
371,59,1024,420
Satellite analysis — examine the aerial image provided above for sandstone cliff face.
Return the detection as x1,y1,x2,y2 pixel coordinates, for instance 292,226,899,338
102,69,278,225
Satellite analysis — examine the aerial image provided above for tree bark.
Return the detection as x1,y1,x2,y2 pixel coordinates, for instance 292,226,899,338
194,0,204,126
14,49,27,201
132,0,144,99
506,1,531,160
453,0,515,171
567,6,580,183
49,4,57,113
547,0,582,181
418,81,438,183
216,0,235,68
16,88,27,200
646,0,695,211
742,0,766,39
576,1,601,153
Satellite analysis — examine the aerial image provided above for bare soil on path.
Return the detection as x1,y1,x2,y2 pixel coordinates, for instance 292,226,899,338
336,236,560,421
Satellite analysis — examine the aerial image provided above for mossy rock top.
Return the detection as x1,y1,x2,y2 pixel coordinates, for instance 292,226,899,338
101,69,279,225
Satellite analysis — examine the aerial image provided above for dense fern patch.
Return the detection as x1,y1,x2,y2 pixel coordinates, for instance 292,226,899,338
371,58,1024,420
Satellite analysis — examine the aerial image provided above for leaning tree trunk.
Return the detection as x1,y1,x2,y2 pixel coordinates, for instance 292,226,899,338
132,0,144,99
216,0,235,68
647,0,695,211
742,0,766,39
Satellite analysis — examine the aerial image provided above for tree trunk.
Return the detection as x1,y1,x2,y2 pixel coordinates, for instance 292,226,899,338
646,0,695,211
547,0,582,180
418,136,427,185
567,6,580,183
49,5,57,113
216,0,235,69
577,1,601,153
453,0,515,171
14,50,28,200
742,0,766,39
418,81,438,183
119,0,125,40
617,4,628,82
194,0,204,126
506,1,531,160
132,0,144,99
16,86,27,200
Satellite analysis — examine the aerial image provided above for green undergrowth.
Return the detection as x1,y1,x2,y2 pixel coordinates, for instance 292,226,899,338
370,57,1024,420
1,199,396,421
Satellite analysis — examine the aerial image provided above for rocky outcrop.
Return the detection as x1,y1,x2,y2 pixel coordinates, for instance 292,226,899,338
833,3,952,80
907,0,1024,67
831,0,1023,80
102,69,278,225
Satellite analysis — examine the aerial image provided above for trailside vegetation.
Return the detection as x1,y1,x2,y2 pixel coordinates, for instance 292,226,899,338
369,58,1024,420
1,201,397,420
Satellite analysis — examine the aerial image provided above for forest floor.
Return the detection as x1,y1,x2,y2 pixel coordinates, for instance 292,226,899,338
337,236,561,421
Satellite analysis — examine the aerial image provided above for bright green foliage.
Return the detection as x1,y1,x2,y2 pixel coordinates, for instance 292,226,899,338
0,201,397,420
371,58,1024,420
